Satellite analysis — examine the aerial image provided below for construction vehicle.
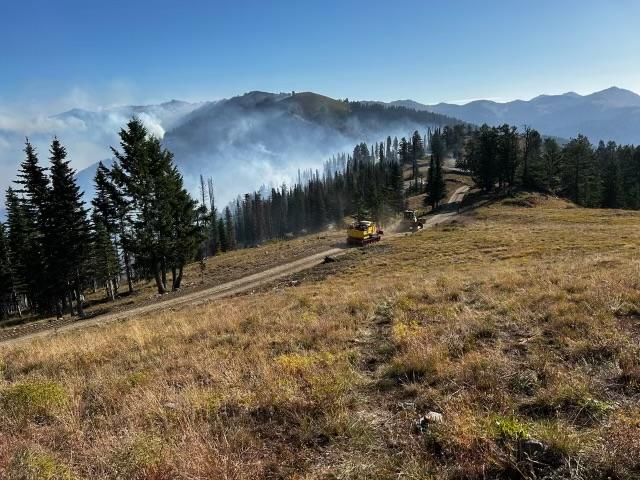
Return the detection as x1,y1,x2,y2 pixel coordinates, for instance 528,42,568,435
347,220,383,246
401,210,423,231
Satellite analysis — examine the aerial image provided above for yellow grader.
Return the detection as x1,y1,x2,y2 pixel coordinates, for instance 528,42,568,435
346,220,383,246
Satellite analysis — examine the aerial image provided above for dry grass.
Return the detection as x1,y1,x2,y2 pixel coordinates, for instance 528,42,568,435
1,229,345,329
1,193,640,479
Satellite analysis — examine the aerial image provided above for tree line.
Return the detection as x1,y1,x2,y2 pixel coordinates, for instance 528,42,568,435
459,124,640,208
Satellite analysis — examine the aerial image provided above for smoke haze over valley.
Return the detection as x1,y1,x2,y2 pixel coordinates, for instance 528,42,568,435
0,91,457,208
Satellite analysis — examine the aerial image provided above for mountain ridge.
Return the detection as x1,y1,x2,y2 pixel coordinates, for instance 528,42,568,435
370,87,640,144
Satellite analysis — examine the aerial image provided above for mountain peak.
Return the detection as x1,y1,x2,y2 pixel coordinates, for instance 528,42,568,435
587,86,640,107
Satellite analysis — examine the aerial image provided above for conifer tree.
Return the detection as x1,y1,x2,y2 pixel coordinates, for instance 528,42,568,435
168,170,202,290
497,124,519,192
207,177,219,254
597,140,621,208
217,217,227,252
425,129,446,209
411,130,423,191
14,141,51,312
0,223,21,318
47,138,91,316
224,206,236,250
111,119,201,293
560,135,601,207
90,212,120,300
542,138,562,193
521,126,543,188
93,161,132,293
4,188,32,310
389,159,406,212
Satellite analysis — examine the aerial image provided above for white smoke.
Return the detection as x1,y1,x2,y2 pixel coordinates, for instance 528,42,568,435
0,91,443,213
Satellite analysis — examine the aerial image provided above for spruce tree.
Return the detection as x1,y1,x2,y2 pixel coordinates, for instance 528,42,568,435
4,188,31,311
0,223,21,318
389,159,406,212
521,127,543,188
111,119,168,293
224,206,236,250
217,217,228,252
597,140,621,208
47,138,90,316
168,168,202,290
90,212,120,300
425,129,446,209
542,138,562,193
560,135,600,207
92,161,126,293
497,124,519,192
411,130,423,191
14,141,51,312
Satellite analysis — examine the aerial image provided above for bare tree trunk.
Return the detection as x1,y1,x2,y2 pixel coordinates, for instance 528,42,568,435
75,271,84,317
123,249,134,293
12,291,22,318
55,299,63,319
161,257,167,292
173,266,184,290
66,291,75,316
154,261,166,294
106,279,115,301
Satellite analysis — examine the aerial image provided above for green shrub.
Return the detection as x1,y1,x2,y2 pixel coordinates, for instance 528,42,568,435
112,434,169,479
521,385,613,425
8,450,74,480
490,415,531,441
1,380,68,422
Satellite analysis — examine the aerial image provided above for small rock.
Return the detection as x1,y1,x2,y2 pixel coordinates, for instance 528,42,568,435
414,411,444,433
424,411,444,423
521,439,545,455
520,438,562,466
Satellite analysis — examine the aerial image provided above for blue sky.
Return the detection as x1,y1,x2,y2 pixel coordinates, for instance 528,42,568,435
2,0,640,110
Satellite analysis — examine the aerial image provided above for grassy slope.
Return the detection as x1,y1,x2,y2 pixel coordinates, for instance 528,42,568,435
1,194,640,479
1,229,345,329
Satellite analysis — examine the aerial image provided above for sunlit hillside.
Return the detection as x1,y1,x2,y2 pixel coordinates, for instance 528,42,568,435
2,194,639,479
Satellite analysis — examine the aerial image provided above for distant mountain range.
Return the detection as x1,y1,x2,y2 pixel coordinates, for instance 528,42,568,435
372,87,640,145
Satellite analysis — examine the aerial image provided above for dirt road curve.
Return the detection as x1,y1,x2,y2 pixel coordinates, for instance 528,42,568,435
0,186,469,346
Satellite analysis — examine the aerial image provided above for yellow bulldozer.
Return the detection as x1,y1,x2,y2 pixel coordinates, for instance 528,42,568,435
347,220,383,246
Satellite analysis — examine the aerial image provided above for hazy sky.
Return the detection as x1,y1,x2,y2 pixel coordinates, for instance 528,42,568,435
2,0,640,111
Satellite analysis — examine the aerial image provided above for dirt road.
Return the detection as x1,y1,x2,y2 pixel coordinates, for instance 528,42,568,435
0,186,469,347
